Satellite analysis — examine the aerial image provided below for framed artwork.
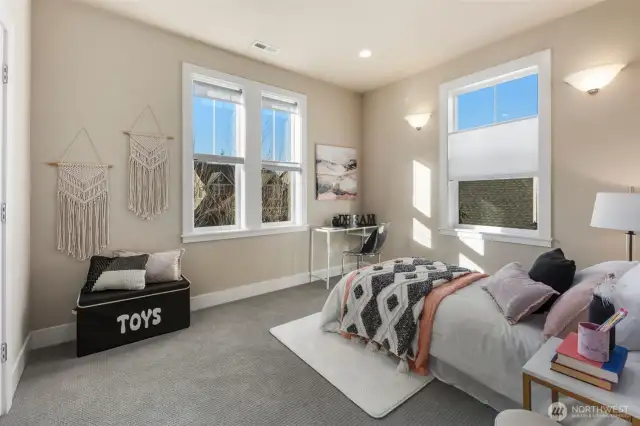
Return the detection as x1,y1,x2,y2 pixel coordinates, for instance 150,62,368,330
315,144,357,200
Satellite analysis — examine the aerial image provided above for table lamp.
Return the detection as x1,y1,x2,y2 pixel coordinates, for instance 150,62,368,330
591,192,640,261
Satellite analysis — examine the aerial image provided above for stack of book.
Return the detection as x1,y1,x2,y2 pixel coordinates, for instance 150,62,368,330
551,332,628,391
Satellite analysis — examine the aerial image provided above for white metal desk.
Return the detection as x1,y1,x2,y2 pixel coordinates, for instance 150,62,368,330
309,225,378,289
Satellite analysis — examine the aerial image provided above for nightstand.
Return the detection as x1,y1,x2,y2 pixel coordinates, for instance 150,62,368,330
522,337,640,425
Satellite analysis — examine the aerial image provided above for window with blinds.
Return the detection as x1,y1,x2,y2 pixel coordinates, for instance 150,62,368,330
260,95,301,224
192,80,243,228
183,63,308,242
438,51,551,247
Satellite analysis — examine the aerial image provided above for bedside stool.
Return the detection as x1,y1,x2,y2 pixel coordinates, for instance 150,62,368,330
495,409,559,426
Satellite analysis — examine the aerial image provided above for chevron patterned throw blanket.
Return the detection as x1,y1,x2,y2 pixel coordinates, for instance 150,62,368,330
338,258,472,365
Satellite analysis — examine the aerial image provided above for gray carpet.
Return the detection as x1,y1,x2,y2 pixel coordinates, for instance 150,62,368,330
1,278,497,426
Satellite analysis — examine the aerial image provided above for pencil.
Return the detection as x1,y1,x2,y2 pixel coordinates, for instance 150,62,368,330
597,310,623,332
598,309,628,332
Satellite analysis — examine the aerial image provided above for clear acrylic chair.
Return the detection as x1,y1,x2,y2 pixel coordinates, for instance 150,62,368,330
341,223,389,276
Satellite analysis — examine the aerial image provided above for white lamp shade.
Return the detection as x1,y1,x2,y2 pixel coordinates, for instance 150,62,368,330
564,63,626,93
404,113,431,130
591,192,640,232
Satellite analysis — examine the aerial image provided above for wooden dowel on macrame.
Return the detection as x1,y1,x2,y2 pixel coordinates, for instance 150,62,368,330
46,162,113,168
123,131,174,140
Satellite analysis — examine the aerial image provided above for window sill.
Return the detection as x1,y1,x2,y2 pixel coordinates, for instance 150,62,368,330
439,228,552,247
182,224,309,243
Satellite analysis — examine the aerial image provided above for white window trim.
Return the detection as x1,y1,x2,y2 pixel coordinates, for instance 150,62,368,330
183,224,309,243
438,50,552,247
182,63,308,243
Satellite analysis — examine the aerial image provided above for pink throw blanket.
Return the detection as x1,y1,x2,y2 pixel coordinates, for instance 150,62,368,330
410,272,487,375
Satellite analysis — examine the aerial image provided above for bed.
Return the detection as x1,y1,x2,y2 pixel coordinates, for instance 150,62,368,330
320,258,635,426
321,263,545,403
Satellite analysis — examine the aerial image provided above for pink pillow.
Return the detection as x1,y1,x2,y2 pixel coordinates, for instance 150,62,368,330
482,262,559,325
543,274,606,339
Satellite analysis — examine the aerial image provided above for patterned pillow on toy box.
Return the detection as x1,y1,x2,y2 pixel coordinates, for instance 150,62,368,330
82,255,149,293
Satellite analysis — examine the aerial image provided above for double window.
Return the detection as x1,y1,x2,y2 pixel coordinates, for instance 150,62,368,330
439,50,551,246
183,63,307,242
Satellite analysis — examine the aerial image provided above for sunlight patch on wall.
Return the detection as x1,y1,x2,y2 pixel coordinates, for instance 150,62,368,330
459,236,484,256
458,253,484,273
412,218,432,249
412,160,431,218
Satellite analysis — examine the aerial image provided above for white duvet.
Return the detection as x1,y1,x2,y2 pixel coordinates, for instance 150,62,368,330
429,278,546,401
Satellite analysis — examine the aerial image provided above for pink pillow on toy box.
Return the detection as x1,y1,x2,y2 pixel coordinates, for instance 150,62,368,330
543,274,606,339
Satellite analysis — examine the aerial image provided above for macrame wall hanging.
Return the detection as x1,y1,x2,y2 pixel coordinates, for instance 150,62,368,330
47,128,111,261
123,105,173,220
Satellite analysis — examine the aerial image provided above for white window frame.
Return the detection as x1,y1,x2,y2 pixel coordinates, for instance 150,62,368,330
182,63,308,243
438,50,552,247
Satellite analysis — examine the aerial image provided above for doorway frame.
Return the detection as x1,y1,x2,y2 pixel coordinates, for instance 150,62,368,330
0,19,9,416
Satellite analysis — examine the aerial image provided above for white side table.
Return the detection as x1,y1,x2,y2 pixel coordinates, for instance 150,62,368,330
522,337,640,425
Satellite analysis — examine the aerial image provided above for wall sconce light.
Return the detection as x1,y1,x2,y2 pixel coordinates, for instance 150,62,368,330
404,113,431,130
564,63,626,95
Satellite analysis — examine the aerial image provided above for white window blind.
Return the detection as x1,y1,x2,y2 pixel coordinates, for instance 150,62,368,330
262,95,298,114
448,117,539,180
193,81,243,104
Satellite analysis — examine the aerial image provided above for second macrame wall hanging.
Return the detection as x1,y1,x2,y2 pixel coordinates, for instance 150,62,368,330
124,105,173,220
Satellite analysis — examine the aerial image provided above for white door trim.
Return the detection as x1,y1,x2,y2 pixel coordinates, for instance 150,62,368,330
0,21,8,415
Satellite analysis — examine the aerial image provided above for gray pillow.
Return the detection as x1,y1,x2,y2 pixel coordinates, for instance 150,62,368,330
114,249,185,283
482,262,559,325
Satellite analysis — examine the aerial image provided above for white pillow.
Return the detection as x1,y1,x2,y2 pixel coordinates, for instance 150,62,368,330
612,264,640,350
91,255,148,292
573,261,639,286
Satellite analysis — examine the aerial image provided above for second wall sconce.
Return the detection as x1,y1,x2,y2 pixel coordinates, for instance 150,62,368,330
404,113,432,130
564,63,626,95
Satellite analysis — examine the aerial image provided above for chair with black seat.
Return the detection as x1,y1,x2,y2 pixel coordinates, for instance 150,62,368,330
341,223,389,276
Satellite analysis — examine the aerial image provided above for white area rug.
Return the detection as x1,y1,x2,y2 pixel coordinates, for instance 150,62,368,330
270,312,434,418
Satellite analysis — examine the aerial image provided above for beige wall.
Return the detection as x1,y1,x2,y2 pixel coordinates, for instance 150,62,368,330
362,0,640,274
1,0,31,407
30,0,362,330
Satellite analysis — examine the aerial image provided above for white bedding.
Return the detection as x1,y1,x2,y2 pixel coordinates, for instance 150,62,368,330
419,277,637,426
320,272,636,426
430,278,546,402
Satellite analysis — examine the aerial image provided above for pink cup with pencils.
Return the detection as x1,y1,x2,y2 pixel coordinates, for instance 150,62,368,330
578,323,609,362
578,309,628,362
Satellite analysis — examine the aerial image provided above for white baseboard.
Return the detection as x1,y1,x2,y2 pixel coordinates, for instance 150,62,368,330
6,334,30,411
30,322,76,351
29,264,355,351
190,263,353,310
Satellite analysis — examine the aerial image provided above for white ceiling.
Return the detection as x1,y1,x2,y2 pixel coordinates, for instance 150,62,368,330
76,0,605,92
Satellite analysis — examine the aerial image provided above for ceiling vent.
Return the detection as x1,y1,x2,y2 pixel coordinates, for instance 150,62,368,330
252,41,280,54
